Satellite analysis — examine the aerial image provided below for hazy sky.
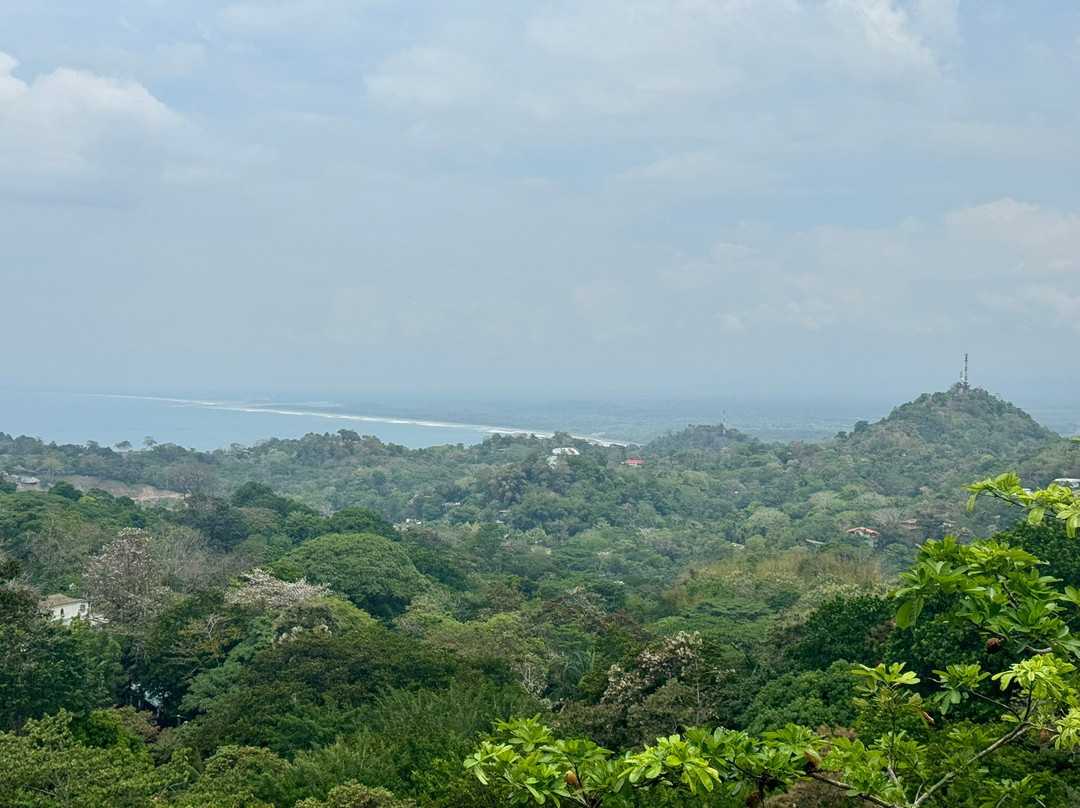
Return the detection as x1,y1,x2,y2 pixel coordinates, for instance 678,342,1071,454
2,1,1079,400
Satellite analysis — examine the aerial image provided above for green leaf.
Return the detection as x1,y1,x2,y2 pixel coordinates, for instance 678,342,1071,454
895,599,915,629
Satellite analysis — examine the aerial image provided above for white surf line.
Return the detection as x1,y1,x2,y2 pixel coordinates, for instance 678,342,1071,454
85,393,631,447
83,392,223,407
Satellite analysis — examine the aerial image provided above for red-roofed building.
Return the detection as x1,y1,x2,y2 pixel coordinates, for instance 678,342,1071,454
846,526,880,543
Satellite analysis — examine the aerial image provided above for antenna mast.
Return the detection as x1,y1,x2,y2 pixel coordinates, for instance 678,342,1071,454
961,353,969,391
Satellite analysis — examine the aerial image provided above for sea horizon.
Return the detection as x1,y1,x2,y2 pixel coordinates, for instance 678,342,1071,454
1,388,1077,452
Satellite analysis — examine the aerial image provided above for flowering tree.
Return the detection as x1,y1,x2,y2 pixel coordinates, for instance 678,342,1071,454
84,528,169,630
225,569,332,612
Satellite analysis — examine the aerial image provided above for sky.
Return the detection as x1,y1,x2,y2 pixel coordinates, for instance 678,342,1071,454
1,0,1079,402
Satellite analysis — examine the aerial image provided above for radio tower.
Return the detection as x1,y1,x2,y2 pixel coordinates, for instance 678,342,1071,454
960,353,969,391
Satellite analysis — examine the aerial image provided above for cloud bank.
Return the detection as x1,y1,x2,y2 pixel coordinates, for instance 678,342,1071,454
0,1,1077,400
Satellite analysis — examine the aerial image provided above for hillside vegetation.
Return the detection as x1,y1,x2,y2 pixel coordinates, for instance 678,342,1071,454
1,387,1078,807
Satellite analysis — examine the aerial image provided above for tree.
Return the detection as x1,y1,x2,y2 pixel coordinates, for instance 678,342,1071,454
742,661,858,735
294,782,416,808
422,613,548,698
179,622,457,756
787,595,894,671
466,477,1080,808
152,525,218,591
48,480,82,502
965,471,1080,538
272,533,425,619
134,589,244,720
84,528,169,632
170,463,220,497
176,495,249,552
467,523,506,564
0,711,163,808
227,568,331,611
0,555,116,731
171,744,290,808
325,507,398,541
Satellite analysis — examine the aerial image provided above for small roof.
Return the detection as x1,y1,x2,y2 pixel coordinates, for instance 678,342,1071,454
42,594,88,608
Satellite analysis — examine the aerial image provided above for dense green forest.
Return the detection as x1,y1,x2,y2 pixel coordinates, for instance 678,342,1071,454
2,385,1079,807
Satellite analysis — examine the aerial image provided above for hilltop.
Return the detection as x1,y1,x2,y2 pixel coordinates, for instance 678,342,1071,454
832,384,1058,492
642,423,758,455
854,384,1056,455
640,386,1062,498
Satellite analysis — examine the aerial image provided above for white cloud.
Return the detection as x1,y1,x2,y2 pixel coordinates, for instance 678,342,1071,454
0,53,196,194
909,0,961,53
645,197,1080,338
4,1,1080,396
1019,285,1080,330
927,121,1080,162
52,42,207,82
355,0,962,175
813,0,940,80
712,241,756,261
945,199,1080,265
527,0,950,103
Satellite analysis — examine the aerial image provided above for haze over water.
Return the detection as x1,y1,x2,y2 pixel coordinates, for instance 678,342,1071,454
2,389,1077,452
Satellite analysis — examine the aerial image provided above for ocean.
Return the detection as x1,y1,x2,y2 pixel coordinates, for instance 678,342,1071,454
0,390,1076,451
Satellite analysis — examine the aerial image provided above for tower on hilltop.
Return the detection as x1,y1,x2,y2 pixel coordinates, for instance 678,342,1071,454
959,353,970,392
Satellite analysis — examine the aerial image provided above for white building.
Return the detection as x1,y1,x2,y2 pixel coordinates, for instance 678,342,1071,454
547,446,580,467
41,594,106,626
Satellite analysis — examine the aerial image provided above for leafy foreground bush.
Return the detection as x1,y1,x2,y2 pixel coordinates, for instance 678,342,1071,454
466,476,1080,808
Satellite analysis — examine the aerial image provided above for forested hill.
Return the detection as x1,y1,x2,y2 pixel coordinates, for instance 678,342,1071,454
833,384,1060,491
0,386,1075,593
642,423,758,455
643,385,1054,464
853,384,1056,454
2,389,1080,807
0,388,1071,552
640,385,1064,497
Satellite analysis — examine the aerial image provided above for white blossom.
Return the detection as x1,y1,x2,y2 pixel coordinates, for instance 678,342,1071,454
226,568,331,611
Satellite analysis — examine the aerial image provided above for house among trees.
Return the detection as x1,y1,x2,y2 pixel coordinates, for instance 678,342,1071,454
623,459,644,467
40,594,106,626
547,446,580,467
846,526,880,544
